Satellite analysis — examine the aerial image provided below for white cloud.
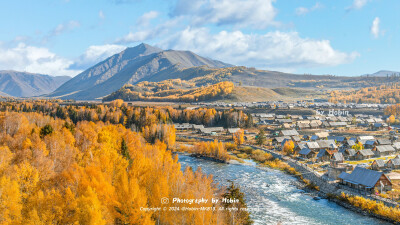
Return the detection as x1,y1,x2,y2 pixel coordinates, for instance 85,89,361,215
0,43,81,76
136,11,159,26
295,2,322,16
347,0,368,11
116,18,181,44
99,10,105,19
43,20,80,43
171,0,278,29
71,44,126,70
370,17,380,38
158,27,359,69
51,20,80,36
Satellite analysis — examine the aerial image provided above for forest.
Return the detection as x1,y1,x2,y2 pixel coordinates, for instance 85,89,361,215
103,81,234,102
0,100,253,129
329,83,400,104
0,101,252,224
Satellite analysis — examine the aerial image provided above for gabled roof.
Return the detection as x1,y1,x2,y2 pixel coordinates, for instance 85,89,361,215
389,158,400,166
364,140,376,146
193,124,205,129
358,136,375,141
310,135,319,141
349,137,357,142
339,167,390,188
376,145,395,153
281,129,299,136
275,136,291,143
333,152,344,161
296,142,308,149
373,159,385,167
315,132,329,138
299,148,312,156
292,136,301,142
328,136,345,142
346,140,356,146
346,149,357,156
377,139,391,145
393,142,400,150
358,149,374,156
338,172,349,180
306,142,320,149
317,149,328,158
317,140,337,149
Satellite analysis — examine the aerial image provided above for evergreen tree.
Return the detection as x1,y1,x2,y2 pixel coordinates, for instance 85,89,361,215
223,181,253,225
40,124,53,138
121,138,130,162
255,129,266,146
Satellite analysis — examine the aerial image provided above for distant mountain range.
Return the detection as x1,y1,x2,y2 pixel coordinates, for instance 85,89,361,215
1,43,399,101
0,71,70,97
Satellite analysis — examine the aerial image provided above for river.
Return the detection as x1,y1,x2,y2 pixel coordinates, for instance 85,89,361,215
177,154,390,225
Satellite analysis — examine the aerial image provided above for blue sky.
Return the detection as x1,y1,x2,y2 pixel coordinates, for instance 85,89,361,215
0,0,399,77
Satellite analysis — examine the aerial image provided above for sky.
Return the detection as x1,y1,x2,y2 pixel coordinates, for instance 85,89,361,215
0,0,399,77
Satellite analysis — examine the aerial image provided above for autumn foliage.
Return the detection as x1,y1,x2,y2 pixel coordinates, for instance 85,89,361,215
0,100,253,129
233,129,245,146
104,81,235,102
0,112,229,224
183,140,229,162
338,193,400,223
330,83,400,104
282,140,295,155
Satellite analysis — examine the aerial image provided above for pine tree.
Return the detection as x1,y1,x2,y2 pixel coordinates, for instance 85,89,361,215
121,138,131,162
255,129,266,146
223,181,253,225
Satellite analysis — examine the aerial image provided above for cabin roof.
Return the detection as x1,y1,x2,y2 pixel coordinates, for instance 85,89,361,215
281,129,299,136
358,149,374,156
376,145,395,153
373,159,385,167
299,148,312,155
339,167,389,188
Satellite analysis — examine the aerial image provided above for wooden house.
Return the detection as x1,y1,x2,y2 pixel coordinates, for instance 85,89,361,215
371,159,386,171
373,145,396,157
338,167,392,193
356,149,374,160
386,158,400,169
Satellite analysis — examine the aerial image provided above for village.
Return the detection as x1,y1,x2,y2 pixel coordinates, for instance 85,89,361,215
174,102,400,205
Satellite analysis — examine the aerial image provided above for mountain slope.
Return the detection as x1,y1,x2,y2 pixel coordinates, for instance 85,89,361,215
0,71,70,97
48,43,231,100
362,70,400,77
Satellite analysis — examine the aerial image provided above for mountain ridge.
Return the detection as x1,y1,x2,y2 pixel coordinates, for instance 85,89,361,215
0,70,70,97
47,43,232,100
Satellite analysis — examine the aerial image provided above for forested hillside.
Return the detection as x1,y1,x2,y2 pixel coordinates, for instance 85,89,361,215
0,100,252,224
104,81,234,102
330,83,400,104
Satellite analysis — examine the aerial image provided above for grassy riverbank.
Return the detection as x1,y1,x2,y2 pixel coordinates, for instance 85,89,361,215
231,145,400,224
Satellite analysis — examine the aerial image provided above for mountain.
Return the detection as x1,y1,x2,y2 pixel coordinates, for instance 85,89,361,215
362,70,400,77
48,43,232,100
0,71,71,97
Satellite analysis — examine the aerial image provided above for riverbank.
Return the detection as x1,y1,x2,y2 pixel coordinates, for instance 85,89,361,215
244,148,400,224
175,139,400,224
177,153,391,224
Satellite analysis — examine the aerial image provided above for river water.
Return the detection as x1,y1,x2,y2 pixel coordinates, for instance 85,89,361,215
177,154,390,225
